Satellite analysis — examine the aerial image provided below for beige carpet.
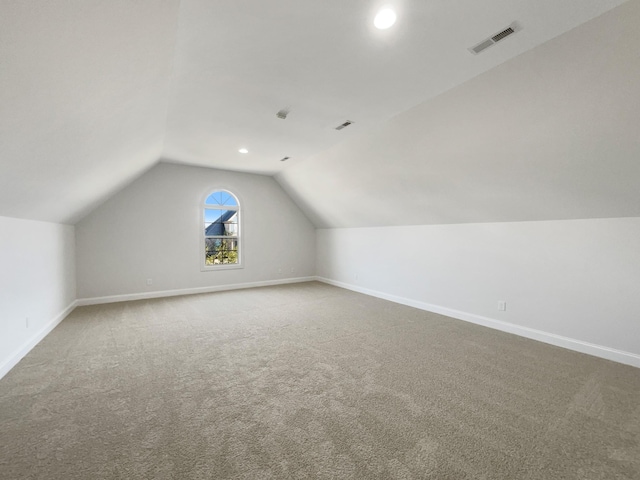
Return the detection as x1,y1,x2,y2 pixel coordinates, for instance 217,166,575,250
1,281,639,479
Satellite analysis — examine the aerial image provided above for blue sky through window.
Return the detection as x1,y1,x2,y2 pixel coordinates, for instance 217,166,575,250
205,191,237,207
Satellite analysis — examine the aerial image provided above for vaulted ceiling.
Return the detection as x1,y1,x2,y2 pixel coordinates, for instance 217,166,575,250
0,0,635,225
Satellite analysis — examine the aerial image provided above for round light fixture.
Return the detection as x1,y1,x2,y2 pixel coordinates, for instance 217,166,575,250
238,148,249,154
374,7,396,30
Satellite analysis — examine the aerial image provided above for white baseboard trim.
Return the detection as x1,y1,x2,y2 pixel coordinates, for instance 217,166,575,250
76,276,317,306
0,300,78,380
315,276,640,369
0,277,315,380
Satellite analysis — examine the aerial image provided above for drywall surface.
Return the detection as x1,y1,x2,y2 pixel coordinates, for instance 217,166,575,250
0,0,181,223
0,216,76,375
317,217,640,359
277,1,640,228
75,162,316,299
163,0,626,175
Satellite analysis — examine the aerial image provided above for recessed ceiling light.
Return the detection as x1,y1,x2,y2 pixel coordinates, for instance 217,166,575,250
238,148,248,154
374,7,396,30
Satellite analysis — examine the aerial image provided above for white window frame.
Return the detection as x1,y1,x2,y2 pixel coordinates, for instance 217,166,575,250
200,189,243,271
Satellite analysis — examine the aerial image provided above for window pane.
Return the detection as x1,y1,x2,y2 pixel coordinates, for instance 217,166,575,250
205,237,238,265
204,191,222,206
205,191,238,207
219,192,238,207
204,209,221,223
204,209,238,236
204,190,240,268
224,222,237,236
204,209,220,234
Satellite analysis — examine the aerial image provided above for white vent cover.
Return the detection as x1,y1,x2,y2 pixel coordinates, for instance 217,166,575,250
469,23,520,55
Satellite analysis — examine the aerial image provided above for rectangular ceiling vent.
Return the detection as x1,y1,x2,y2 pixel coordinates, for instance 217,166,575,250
469,22,520,55
492,26,514,42
335,120,353,131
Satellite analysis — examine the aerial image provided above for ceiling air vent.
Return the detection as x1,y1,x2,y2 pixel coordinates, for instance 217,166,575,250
335,120,353,131
469,23,520,55
492,26,514,42
276,109,289,119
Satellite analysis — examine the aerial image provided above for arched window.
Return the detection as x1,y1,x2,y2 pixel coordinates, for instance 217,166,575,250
203,190,240,268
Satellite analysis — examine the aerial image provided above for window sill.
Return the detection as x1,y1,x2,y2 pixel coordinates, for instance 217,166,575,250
201,264,244,272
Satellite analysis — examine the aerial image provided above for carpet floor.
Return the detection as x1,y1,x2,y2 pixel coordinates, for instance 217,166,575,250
1,281,639,479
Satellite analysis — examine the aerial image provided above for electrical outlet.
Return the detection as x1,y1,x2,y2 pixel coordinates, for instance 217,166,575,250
290,267,295,273
355,274,359,281
498,301,507,311
25,317,29,328
146,278,153,286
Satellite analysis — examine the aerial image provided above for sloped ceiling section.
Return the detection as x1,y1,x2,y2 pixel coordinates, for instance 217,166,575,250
162,0,627,175
276,0,640,228
0,0,633,226
0,0,180,224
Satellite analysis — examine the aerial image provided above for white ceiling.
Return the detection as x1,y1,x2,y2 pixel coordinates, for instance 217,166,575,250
0,0,632,224
277,0,640,227
163,0,626,173
0,0,181,223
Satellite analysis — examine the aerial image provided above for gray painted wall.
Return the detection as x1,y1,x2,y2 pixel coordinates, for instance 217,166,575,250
75,163,316,299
